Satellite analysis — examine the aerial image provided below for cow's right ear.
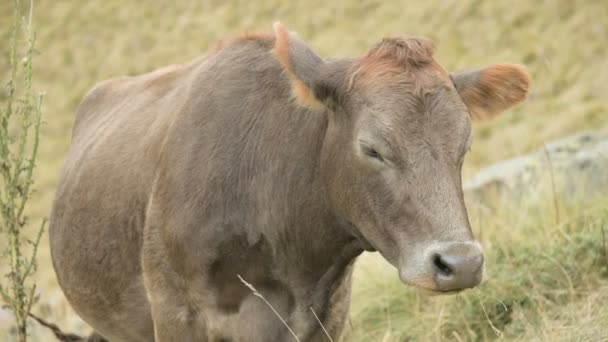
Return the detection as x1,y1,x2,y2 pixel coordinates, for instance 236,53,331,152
273,22,336,110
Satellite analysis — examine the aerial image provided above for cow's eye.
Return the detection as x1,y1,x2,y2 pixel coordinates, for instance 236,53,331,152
361,144,384,162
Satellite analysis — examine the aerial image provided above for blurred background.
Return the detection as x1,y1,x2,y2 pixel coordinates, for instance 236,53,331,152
1,0,607,340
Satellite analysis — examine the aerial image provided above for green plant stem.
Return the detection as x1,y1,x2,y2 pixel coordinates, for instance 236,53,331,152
0,0,45,341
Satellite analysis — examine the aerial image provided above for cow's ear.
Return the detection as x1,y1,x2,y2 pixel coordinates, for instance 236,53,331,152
272,22,336,110
451,64,531,120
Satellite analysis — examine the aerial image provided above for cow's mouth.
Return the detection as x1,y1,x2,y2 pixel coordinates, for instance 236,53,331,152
398,275,469,296
409,284,464,296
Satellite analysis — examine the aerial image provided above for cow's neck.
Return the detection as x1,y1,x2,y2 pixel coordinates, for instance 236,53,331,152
214,101,368,337
278,210,363,340
261,115,368,339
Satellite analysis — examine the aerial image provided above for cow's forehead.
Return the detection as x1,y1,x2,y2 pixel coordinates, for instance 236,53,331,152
352,76,471,145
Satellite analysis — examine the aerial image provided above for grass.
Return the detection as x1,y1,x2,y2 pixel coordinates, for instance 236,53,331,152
0,0,607,340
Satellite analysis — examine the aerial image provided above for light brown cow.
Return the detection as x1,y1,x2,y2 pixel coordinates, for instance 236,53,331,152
49,23,530,342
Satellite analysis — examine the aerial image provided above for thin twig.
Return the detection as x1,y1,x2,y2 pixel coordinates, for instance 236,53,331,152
237,275,301,342
22,218,46,279
309,306,334,342
28,312,87,342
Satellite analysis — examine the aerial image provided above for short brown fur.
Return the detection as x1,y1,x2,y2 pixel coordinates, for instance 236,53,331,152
208,31,274,54
350,37,448,88
272,22,324,109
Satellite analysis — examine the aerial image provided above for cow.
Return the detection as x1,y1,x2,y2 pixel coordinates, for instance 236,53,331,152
49,23,530,342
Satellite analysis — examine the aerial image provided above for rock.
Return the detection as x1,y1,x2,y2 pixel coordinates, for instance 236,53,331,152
0,307,15,338
0,307,12,325
464,132,608,205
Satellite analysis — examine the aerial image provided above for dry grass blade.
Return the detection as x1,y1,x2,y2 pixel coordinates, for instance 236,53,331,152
237,274,301,342
602,225,608,266
309,306,334,342
477,293,502,338
543,145,561,225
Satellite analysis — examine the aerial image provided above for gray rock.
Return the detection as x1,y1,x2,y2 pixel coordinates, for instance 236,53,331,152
0,307,11,325
0,307,15,338
464,132,608,205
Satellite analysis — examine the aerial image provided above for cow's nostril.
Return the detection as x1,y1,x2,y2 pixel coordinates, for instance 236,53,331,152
433,254,452,276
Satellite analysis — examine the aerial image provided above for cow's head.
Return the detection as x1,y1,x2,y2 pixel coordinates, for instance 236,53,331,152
273,23,530,293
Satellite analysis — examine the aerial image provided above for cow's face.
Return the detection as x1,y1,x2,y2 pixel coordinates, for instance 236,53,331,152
273,23,530,293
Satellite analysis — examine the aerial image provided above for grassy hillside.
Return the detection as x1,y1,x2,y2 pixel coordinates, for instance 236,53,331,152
1,0,607,340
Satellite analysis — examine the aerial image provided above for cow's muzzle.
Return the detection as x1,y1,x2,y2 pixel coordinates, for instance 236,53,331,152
429,241,484,292
399,241,484,293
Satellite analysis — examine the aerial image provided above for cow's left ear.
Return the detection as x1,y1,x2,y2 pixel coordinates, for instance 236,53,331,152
451,64,531,120
273,22,337,110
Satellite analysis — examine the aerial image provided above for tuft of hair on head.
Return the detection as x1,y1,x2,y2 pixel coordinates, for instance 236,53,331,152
348,36,441,89
458,63,531,120
364,37,436,68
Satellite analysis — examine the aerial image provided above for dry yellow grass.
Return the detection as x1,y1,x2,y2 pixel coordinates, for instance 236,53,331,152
1,0,607,340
